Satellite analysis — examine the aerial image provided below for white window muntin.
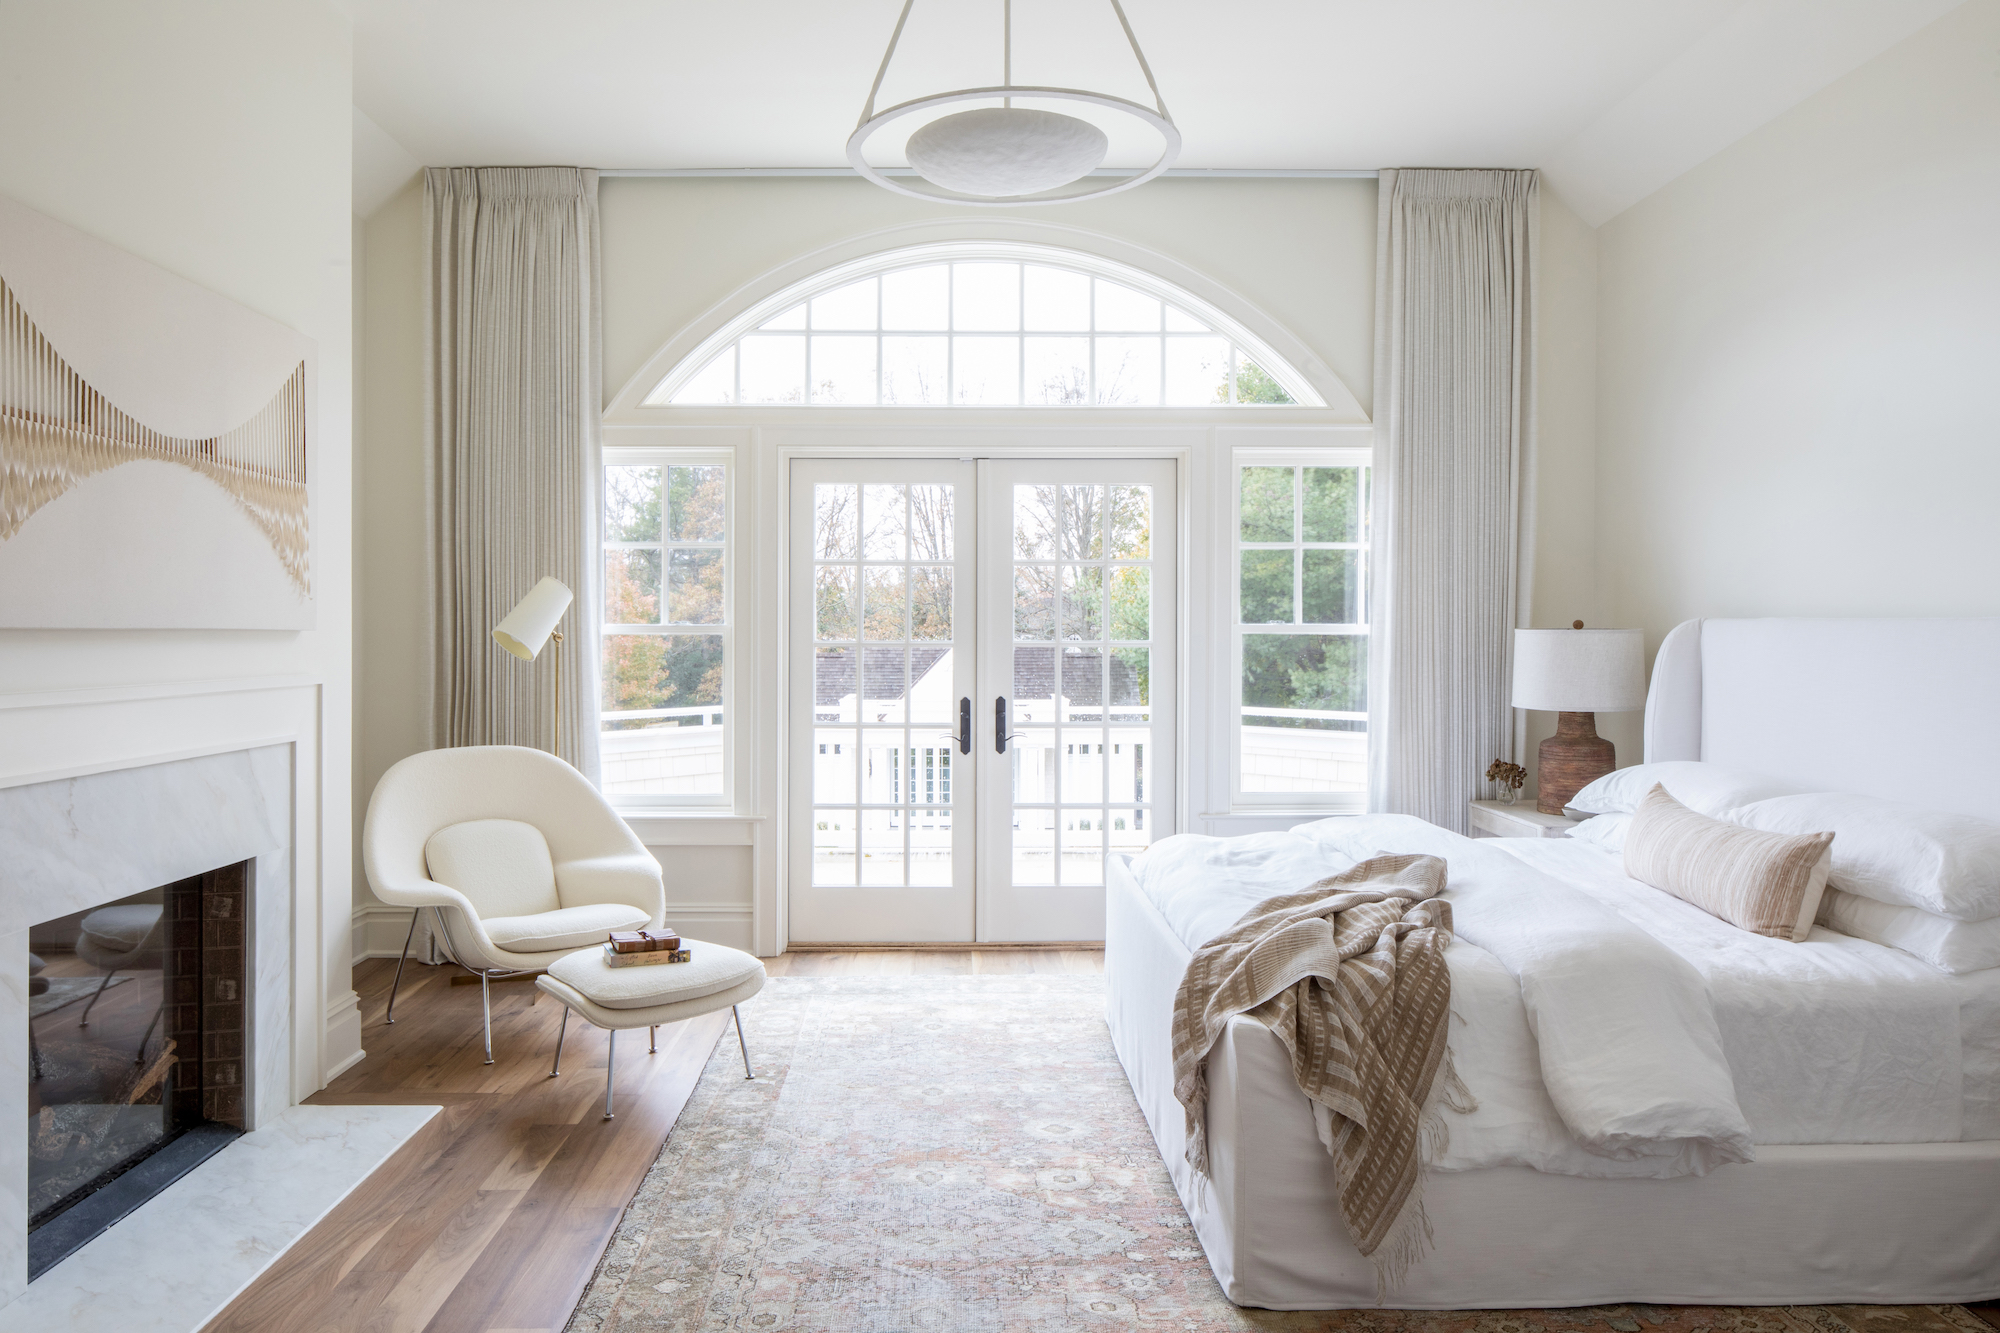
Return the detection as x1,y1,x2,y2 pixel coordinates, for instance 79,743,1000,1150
643,241,1324,410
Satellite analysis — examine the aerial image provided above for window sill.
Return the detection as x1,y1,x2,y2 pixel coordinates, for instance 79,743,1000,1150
618,811,765,846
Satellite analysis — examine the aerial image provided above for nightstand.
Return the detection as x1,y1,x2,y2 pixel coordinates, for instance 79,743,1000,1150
1469,799,1582,839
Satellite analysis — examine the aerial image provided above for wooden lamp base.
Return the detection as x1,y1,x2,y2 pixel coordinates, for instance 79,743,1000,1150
1537,711,1615,815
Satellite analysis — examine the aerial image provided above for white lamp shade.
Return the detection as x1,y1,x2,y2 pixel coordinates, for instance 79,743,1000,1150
904,108,1109,197
493,576,573,661
1511,627,1646,713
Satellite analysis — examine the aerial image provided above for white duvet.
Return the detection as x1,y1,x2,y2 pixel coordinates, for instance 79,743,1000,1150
1133,814,2000,1179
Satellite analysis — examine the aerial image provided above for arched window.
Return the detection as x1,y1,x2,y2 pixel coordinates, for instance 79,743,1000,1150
643,243,1325,409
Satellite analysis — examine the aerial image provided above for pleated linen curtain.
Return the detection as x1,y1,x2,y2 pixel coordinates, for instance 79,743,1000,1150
425,166,603,780
1368,168,1538,833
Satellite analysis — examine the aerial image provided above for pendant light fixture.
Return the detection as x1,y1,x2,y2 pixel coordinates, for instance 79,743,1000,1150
848,0,1180,206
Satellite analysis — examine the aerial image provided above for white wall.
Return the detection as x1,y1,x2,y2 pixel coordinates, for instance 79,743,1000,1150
600,177,1377,411
0,0,360,1078
1595,0,2000,663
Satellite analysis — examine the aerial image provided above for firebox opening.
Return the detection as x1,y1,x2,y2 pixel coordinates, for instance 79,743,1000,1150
26,861,251,1279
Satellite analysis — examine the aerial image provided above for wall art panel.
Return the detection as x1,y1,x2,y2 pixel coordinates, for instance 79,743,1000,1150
0,193,315,628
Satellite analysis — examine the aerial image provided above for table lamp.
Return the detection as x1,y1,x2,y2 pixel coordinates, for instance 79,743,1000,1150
1512,622,1645,815
494,576,574,757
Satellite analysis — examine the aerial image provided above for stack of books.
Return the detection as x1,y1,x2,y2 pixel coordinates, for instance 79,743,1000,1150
603,928,691,968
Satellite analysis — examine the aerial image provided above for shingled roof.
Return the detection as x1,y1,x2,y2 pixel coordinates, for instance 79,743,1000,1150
813,645,1140,709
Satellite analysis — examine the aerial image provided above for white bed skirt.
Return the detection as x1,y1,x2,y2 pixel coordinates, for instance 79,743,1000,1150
1105,854,2000,1309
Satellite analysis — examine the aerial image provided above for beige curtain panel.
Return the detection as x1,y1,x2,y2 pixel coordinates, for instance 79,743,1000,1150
425,166,603,779
1368,168,1538,832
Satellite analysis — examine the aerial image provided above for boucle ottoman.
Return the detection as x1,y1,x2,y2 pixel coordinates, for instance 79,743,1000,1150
535,939,765,1119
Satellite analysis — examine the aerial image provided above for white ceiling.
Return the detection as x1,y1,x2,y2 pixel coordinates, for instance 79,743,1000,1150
349,0,1958,225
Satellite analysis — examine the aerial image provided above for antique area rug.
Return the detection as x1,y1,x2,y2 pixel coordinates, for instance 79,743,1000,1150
566,974,1993,1333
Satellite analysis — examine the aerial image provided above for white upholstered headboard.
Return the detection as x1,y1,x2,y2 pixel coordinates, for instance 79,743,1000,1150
1644,618,2000,820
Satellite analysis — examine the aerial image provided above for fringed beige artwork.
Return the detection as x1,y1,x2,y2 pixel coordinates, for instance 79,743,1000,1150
0,277,309,597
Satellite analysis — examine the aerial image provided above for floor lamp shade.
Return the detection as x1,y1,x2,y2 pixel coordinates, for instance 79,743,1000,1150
493,577,573,660
1512,627,1645,814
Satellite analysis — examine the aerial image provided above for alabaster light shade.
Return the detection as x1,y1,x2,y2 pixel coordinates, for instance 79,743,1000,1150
904,108,1109,197
493,576,572,660
1512,628,1646,713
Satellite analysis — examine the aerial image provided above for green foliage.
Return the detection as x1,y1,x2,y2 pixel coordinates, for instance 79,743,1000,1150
1302,467,1361,542
1238,467,1293,542
1242,633,1366,724
1239,551,1292,624
1233,360,1295,405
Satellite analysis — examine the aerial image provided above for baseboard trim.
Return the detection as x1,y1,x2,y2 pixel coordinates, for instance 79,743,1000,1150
785,941,1105,951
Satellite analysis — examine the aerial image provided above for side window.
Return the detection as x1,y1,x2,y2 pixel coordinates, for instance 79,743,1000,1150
1234,454,1370,806
601,455,729,803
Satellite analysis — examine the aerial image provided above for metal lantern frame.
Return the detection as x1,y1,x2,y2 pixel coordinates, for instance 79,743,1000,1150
846,0,1181,207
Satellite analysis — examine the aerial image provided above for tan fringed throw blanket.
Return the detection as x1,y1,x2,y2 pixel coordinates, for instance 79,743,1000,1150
1171,853,1471,1293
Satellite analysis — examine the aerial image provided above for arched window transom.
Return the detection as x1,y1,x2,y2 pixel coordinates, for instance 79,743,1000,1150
645,245,1323,409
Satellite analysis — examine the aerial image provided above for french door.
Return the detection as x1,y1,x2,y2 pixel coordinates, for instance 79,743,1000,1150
788,456,1177,942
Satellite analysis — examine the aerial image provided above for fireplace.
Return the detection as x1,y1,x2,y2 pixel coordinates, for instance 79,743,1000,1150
25,862,252,1278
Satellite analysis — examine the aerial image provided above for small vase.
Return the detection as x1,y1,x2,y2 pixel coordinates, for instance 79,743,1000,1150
1498,786,1520,806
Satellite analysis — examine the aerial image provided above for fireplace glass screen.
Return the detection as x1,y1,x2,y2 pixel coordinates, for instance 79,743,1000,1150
27,864,248,1251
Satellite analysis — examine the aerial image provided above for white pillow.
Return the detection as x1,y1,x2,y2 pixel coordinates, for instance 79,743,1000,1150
1732,792,2000,922
424,818,563,919
1566,761,1808,820
1816,888,2000,975
1568,811,1632,855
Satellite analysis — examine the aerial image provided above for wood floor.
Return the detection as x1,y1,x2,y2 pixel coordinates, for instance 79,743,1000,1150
202,947,1102,1333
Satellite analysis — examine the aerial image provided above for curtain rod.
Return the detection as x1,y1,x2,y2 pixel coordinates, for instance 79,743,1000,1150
597,167,1378,179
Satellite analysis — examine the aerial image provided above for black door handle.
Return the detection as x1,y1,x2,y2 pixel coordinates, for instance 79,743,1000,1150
957,696,972,755
995,696,1016,754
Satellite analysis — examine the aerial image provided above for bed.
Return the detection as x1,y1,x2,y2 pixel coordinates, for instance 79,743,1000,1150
1105,617,2000,1308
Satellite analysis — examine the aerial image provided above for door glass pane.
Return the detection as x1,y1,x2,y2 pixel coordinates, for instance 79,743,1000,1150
862,484,906,560
816,484,858,558
1061,734,1106,802
1014,567,1054,640
862,567,907,640
1013,808,1056,886
908,485,954,559
1012,646,1056,717
1014,485,1059,559
909,567,953,640
860,808,904,886
816,567,857,640
1060,485,1103,559
1106,485,1150,558
1060,811,1106,885
1059,566,1103,641
812,809,855,885
1108,566,1149,640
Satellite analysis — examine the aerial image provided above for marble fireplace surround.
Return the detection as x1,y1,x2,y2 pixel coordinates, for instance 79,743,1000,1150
1,744,295,1300
0,674,382,1319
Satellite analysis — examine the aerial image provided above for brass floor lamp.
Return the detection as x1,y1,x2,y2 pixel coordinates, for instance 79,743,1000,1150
493,576,574,758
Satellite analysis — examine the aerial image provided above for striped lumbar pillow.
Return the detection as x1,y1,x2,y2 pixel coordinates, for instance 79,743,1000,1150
1624,784,1834,942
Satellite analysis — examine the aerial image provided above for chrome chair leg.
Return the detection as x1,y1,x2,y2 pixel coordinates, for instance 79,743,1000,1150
78,969,118,1028
549,1008,569,1077
648,1025,657,1055
603,1028,616,1120
136,1001,165,1064
480,970,494,1065
385,908,420,1024
734,1005,753,1079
